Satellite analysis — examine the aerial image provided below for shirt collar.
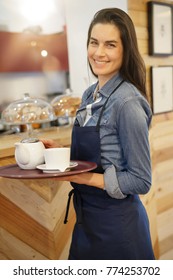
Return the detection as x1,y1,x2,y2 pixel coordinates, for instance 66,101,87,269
98,73,124,98
78,73,124,112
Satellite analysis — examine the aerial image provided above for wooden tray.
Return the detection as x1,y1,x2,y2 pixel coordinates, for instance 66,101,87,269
0,161,97,179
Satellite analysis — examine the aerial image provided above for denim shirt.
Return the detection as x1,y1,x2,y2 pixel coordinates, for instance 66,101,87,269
75,74,152,199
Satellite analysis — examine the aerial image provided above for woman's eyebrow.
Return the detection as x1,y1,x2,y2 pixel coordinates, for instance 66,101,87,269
90,37,97,41
90,37,118,43
105,40,118,44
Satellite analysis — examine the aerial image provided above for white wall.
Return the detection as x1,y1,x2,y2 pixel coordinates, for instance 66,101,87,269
64,0,127,96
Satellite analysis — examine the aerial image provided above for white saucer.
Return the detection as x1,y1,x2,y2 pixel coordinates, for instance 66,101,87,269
36,161,78,173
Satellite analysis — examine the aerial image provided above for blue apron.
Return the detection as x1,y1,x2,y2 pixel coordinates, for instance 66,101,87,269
65,81,155,260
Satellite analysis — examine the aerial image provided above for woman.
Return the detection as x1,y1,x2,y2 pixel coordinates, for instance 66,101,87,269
42,8,155,260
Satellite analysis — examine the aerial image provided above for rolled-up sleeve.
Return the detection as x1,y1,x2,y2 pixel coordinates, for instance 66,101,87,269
104,165,127,199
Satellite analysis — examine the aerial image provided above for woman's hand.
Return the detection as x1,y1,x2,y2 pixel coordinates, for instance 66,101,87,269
40,139,62,149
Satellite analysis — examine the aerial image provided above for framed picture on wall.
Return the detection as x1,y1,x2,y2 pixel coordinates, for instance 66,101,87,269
148,1,173,55
151,66,173,114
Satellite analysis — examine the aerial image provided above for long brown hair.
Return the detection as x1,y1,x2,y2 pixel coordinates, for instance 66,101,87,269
87,8,147,98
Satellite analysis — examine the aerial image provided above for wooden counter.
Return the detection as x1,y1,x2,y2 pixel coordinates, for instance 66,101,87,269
0,126,76,260
0,125,160,259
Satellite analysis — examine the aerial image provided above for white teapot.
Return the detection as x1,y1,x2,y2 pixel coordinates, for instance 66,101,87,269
15,138,45,169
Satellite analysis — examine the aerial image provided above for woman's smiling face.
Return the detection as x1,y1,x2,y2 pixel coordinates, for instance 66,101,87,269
87,23,123,87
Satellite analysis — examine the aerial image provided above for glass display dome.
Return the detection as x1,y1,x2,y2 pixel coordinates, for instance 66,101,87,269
1,93,56,125
51,94,81,118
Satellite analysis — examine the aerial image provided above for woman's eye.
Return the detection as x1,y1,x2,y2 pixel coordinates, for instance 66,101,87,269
107,43,116,48
90,40,98,46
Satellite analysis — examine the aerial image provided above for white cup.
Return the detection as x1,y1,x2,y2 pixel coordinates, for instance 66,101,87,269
43,147,70,171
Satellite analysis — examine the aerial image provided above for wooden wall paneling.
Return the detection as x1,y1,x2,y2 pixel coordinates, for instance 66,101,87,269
0,227,48,260
129,0,173,259
143,55,173,67
128,10,147,26
137,39,148,55
151,117,173,259
156,161,173,213
0,178,72,230
157,207,173,257
0,190,75,259
128,0,147,11
59,235,72,260
136,29,148,42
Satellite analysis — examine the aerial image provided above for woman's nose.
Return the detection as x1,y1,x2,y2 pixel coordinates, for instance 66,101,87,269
95,44,105,56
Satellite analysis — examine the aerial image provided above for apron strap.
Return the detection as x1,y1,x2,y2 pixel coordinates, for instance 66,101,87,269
64,189,74,224
64,188,83,224
96,80,124,131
